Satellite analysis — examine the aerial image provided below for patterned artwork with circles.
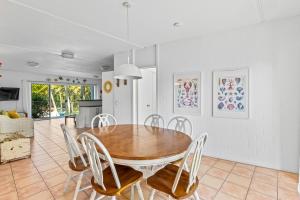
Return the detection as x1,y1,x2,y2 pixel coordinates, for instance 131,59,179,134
213,68,249,118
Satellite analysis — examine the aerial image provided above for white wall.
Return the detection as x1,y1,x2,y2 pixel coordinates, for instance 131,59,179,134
102,71,114,115
157,17,300,172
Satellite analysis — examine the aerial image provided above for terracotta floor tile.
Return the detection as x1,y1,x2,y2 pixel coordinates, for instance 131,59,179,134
220,182,248,199
253,172,277,186
278,171,299,184
207,167,229,180
201,156,218,166
235,163,255,171
36,162,59,172
226,173,251,188
40,167,66,180
232,165,254,178
0,191,18,200
200,174,224,190
14,173,43,189
0,181,17,196
214,192,240,200
246,190,276,200
278,187,300,200
250,180,277,198
18,182,48,199
0,174,14,186
0,166,12,177
214,161,235,172
278,180,298,192
49,182,76,198
13,167,39,180
0,163,10,170
23,190,54,200
255,167,278,177
44,173,68,188
199,164,211,174
197,183,218,200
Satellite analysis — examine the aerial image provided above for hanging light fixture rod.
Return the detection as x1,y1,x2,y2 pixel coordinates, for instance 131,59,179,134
114,1,142,80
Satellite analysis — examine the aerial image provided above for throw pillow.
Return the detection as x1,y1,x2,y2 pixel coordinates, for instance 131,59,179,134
8,111,20,119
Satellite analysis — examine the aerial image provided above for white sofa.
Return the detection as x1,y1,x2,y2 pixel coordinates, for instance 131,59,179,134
0,115,34,138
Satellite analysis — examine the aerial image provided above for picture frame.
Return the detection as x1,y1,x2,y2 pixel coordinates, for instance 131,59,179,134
173,72,202,115
213,68,249,119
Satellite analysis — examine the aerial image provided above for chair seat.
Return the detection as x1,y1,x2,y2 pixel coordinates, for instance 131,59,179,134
147,164,199,199
171,158,182,165
91,164,143,196
69,153,89,172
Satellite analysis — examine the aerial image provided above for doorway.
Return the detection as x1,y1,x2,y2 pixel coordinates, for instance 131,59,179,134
137,68,157,124
31,83,95,119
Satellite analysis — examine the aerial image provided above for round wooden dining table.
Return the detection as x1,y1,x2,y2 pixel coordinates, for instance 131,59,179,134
84,124,192,168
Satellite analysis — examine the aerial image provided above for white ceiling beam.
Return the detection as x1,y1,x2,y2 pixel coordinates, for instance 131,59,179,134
6,0,144,49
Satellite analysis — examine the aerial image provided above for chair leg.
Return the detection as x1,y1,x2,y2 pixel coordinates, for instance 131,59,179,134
64,172,72,193
193,191,200,200
130,185,135,200
73,171,84,200
184,162,189,172
90,190,96,200
136,182,144,200
149,189,155,200
111,196,116,200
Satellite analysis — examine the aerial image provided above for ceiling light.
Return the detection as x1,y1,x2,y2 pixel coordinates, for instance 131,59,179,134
173,22,183,27
27,61,39,68
61,50,74,59
101,65,111,71
113,1,142,80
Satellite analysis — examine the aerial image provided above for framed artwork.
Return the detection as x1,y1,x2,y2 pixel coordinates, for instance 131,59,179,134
213,68,249,118
173,72,201,115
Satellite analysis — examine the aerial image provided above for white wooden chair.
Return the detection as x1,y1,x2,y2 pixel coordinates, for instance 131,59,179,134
60,124,91,200
167,116,193,137
147,133,208,200
144,114,164,128
91,113,117,128
78,132,144,200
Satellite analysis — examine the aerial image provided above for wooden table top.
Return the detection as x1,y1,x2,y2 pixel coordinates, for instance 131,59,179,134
84,124,192,160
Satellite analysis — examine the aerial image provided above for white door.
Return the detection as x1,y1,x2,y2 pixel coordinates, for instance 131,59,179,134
138,68,157,124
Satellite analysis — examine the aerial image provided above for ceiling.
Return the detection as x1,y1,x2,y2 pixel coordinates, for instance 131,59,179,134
0,0,300,78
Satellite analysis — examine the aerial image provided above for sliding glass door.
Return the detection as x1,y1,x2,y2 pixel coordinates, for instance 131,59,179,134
32,83,95,119
31,83,50,119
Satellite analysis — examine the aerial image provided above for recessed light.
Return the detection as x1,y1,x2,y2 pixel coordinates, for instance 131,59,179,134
94,75,99,78
27,61,39,68
173,22,183,27
61,50,74,59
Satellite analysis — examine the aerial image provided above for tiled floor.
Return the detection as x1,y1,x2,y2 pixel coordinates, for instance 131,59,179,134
0,119,299,200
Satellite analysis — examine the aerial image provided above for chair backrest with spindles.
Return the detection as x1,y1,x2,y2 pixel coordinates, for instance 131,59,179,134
172,133,208,194
79,132,121,190
144,114,164,128
167,116,193,137
91,113,117,129
60,124,87,168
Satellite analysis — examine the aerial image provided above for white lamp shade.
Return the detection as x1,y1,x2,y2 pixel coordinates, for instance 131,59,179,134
113,63,142,79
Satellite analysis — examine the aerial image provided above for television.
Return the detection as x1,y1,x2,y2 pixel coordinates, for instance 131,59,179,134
0,87,20,101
